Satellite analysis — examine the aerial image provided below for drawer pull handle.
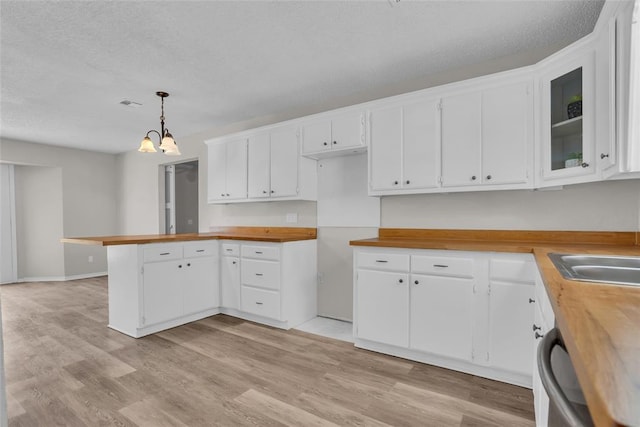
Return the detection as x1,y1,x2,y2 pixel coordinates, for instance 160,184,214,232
256,302,263,305
255,251,263,254
433,264,448,268
255,273,263,276
160,252,170,256
196,249,205,253
375,260,388,263
226,248,233,252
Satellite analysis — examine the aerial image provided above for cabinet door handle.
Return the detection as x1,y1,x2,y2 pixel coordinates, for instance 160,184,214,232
533,324,541,331
263,190,268,194
221,193,225,197
255,302,263,305
255,273,263,276
394,180,399,185
433,264,448,268
581,162,589,168
323,141,328,146
255,251,263,254
398,279,404,284
196,249,205,253
226,193,230,196
406,180,410,184
271,190,275,194
471,176,477,181
232,261,237,265
486,175,492,180
187,263,191,267
160,252,170,256
600,153,609,159
529,298,535,303
375,260,388,263
178,265,182,268
535,332,544,339
332,140,337,145
226,248,233,252
414,280,419,285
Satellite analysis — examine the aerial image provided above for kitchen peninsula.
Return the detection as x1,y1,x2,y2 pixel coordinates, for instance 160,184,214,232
62,227,317,338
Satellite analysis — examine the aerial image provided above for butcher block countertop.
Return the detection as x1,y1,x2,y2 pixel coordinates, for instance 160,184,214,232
61,226,317,246
351,229,640,427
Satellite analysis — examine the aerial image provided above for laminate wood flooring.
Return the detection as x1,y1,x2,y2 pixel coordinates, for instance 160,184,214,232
1,277,535,426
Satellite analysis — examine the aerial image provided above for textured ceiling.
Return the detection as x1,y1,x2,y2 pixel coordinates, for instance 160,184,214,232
1,1,604,155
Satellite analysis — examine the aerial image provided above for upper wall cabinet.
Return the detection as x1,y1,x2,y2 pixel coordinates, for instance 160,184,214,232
369,98,441,195
538,48,597,186
247,126,316,200
207,137,248,203
301,111,366,158
441,80,534,190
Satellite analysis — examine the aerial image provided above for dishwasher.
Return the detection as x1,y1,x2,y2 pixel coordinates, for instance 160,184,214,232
537,328,594,427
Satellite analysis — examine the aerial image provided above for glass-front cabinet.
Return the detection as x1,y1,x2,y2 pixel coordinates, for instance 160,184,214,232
539,49,597,185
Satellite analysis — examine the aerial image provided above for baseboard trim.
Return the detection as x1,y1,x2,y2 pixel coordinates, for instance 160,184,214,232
16,271,107,283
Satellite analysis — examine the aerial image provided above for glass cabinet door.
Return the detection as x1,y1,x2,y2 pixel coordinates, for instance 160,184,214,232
540,50,595,184
550,67,584,171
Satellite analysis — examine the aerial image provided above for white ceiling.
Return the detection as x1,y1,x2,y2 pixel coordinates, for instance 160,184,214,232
1,0,604,155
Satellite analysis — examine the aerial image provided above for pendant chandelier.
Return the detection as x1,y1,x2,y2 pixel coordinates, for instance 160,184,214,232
138,91,181,155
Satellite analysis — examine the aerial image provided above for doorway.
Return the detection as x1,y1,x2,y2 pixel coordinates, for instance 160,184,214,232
164,160,198,234
0,164,17,284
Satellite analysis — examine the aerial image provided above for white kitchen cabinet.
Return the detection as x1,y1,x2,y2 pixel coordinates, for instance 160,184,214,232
220,239,317,329
441,91,483,187
538,47,597,186
206,138,248,202
353,247,537,388
302,111,365,158
356,269,409,347
410,274,473,361
532,270,555,427
369,98,440,194
220,242,240,310
441,81,533,189
142,259,183,326
108,241,220,338
183,254,219,315
487,256,536,377
247,127,299,199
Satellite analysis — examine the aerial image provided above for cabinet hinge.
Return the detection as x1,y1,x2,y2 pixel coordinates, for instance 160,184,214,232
473,284,476,294
486,352,490,362
142,316,146,325
471,350,475,361
437,101,443,111
141,266,144,275
437,176,443,184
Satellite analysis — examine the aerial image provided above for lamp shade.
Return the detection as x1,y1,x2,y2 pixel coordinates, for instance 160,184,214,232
138,136,157,153
160,131,181,155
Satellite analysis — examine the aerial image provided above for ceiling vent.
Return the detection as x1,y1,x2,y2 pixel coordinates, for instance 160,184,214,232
120,99,143,108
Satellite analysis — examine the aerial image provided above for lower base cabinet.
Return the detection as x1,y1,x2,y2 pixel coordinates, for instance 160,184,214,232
354,247,536,388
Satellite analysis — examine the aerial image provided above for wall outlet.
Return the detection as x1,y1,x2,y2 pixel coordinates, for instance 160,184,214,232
88,255,94,263
285,213,298,223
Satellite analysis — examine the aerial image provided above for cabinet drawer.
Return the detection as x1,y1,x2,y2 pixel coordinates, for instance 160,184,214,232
241,245,280,261
241,259,281,290
143,244,183,263
411,255,474,278
241,286,281,320
183,241,216,258
221,243,240,256
357,252,410,272
489,258,536,283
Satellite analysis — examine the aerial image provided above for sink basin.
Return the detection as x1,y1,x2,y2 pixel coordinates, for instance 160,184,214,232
548,253,640,287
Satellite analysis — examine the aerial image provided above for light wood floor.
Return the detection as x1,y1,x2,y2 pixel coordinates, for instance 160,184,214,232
1,277,535,426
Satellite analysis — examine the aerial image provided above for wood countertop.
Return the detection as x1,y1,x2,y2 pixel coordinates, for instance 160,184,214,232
61,227,317,246
351,229,640,427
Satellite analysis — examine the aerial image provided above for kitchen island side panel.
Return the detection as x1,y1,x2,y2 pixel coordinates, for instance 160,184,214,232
107,245,141,337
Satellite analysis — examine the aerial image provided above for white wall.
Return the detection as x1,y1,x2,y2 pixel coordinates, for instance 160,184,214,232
381,180,640,231
0,138,117,279
0,165,16,284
